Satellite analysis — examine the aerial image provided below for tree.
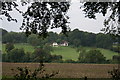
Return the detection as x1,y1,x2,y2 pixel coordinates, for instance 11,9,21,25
27,34,40,46
1,1,120,36
78,49,106,63
32,48,51,62
0,28,8,36
83,32,96,47
78,48,87,63
50,54,62,62
3,32,27,43
96,33,113,49
68,29,81,47
0,1,70,37
11,63,58,80
46,32,59,43
3,32,14,43
85,49,106,63
0,28,8,42
8,48,25,62
23,52,31,62
43,44,53,53
5,43,14,53
81,1,120,35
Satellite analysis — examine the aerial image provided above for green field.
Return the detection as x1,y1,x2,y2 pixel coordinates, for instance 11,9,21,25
2,43,118,60
2,43,35,53
51,46,79,61
52,46,118,60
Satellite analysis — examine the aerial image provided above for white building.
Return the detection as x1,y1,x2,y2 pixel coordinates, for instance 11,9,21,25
52,42,58,47
60,41,68,46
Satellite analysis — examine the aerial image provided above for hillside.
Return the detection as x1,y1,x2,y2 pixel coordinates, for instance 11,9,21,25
52,46,118,60
2,43,118,61
51,46,79,61
2,43,34,53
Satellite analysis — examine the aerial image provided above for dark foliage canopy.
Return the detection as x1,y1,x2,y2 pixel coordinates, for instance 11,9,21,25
0,1,120,36
0,1,70,37
81,2,120,35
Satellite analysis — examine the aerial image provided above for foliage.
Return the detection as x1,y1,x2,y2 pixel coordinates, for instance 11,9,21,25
81,2,120,35
112,55,120,64
2,43,119,62
27,34,40,46
64,59,76,63
46,32,59,44
3,43,63,62
32,47,62,63
22,52,32,62
11,63,58,80
0,1,120,37
86,49,106,63
5,43,14,53
78,49,106,63
112,46,120,53
8,48,25,62
0,28,8,36
32,48,51,62
1,1,120,36
108,68,120,80
22,2,70,37
2,28,119,50
50,54,62,62
78,48,87,63
3,32,27,43
0,1,70,37
96,33,113,49
43,44,54,53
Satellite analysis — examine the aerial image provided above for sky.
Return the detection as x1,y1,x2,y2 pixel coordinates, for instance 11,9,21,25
1,1,107,34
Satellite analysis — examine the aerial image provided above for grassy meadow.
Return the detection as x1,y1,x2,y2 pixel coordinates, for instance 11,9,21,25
2,43,35,53
51,46,79,61
2,43,118,61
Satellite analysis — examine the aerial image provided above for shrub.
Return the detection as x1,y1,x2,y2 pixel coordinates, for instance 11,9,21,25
8,48,25,62
108,68,120,80
5,43,14,53
78,49,106,63
11,63,58,80
64,59,76,63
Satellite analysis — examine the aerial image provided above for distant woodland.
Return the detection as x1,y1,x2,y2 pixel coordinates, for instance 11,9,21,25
1,28,120,63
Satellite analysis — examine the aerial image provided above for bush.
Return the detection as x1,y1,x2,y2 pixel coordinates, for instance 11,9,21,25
7,48,25,62
64,59,76,63
3,47,63,63
32,48,51,62
112,46,120,53
12,63,59,80
23,52,32,62
50,55,62,61
51,59,63,63
78,49,106,63
5,43,14,53
108,68,120,80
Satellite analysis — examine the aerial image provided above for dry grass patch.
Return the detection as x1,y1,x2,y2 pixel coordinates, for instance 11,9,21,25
2,63,118,78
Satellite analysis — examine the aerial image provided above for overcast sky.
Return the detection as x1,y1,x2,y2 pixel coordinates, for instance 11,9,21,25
1,1,107,34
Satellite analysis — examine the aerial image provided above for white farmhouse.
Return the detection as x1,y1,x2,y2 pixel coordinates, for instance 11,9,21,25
60,41,68,46
52,42,58,47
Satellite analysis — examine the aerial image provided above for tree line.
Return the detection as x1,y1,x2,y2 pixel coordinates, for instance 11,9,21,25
3,43,119,64
1,28,120,52
2,43,62,63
